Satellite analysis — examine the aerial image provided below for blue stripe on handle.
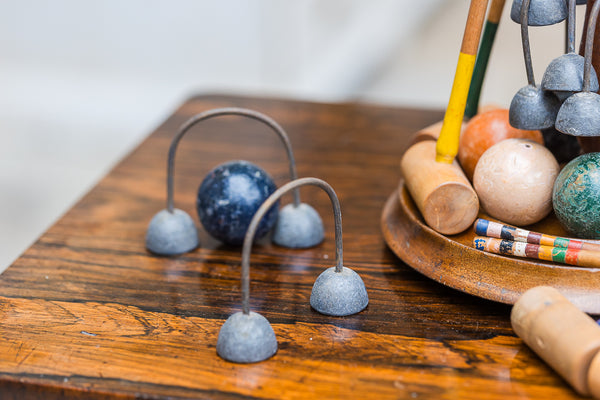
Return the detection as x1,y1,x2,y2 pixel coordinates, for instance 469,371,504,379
474,237,487,250
475,219,489,236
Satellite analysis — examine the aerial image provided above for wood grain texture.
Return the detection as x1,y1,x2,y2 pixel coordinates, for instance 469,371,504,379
461,0,489,55
0,95,586,399
382,184,600,314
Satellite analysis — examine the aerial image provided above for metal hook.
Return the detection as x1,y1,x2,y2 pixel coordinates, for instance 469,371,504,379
521,0,536,87
555,0,600,137
509,0,561,130
541,0,599,100
567,0,576,54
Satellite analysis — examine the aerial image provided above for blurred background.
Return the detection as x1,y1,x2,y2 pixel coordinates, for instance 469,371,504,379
0,0,587,270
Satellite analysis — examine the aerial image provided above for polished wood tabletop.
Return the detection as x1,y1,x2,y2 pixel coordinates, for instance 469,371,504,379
0,95,586,399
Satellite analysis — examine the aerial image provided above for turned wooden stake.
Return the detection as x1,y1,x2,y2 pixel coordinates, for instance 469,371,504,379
511,286,600,398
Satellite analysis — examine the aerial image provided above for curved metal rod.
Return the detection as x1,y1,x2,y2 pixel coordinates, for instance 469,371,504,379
521,0,536,86
240,177,343,315
166,107,300,213
567,0,576,54
583,0,600,92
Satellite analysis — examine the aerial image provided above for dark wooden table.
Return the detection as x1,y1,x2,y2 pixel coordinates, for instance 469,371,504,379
0,95,583,399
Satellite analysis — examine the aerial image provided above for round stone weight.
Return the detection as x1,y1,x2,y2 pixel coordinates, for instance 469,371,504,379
216,311,277,363
197,160,278,245
272,203,324,248
510,0,567,26
310,266,369,316
553,153,600,239
509,85,561,131
145,209,199,256
473,139,559,226
556,92,600,137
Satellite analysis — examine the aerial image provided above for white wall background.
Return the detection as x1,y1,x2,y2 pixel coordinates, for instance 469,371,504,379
0,0,585,270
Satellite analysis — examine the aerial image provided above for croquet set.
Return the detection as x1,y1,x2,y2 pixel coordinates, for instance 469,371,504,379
389,0,600,397
144,0,600,398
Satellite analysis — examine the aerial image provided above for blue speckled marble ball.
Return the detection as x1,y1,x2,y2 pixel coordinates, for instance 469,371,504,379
197,160,278,245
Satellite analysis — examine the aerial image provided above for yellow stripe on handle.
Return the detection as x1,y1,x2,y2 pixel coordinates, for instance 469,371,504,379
436,52,476,163
436,0,489,164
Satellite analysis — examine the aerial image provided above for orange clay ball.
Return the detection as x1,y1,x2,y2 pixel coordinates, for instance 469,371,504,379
458,109,543,181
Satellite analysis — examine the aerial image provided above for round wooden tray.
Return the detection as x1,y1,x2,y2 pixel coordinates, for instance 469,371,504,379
381,182,600,314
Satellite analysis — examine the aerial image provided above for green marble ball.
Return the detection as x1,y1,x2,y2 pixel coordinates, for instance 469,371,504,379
553,152,600,239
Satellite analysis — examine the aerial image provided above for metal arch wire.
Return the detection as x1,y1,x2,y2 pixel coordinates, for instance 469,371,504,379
165,107,301,213
240,177,344,315
583,0,600,92
567,0,576,54
521,0,536,86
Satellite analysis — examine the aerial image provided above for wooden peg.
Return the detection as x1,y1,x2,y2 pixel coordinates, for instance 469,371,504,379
511,286,600,397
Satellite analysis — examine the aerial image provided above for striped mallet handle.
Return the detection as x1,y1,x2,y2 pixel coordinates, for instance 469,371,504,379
465,0,506,118
473,236,600,269
474,218,600,252
436,0,489,163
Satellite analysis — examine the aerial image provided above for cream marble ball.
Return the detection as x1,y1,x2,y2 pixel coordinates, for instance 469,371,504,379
473,138,559,226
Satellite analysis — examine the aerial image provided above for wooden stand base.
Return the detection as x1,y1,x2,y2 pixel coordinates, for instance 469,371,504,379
381,182,600,314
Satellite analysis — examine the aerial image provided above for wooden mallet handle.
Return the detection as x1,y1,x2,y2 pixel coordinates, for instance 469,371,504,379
461,0,489,55
436,0,489,163
465,0,506,118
